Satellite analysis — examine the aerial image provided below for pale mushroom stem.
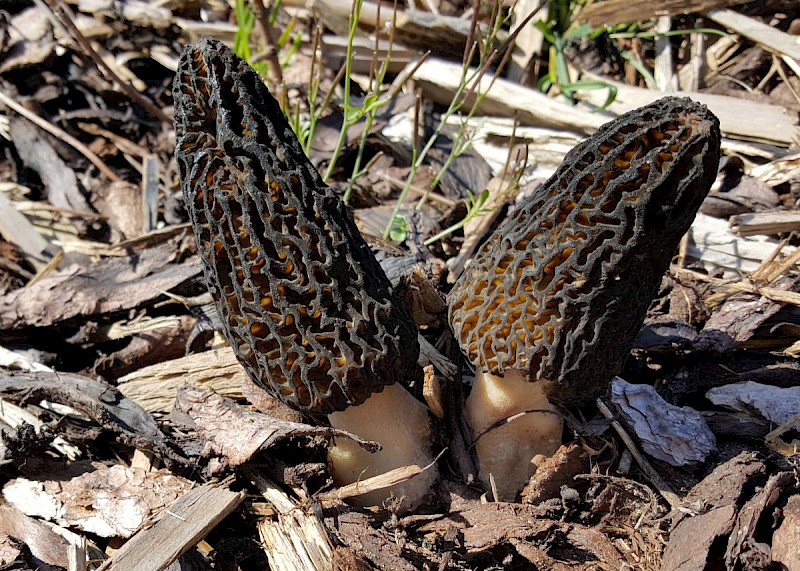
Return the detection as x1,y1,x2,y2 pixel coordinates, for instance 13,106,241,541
327,383,438,509
464,370,563,501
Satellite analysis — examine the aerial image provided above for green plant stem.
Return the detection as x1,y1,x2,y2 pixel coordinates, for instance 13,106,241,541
343,111,377,203
323,0,363,182
423,216,471,246
343,3,396,204
301,30,322,156
381,63,472,239
382,0,523,240
423,189,490,245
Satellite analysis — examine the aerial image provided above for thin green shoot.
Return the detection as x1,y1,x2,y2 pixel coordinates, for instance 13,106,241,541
556,79,618,109
381,57,476,239
322,0,366,181
277,18,303,69
423,189,492,246
620,51,657,89
233,0,270,76
234,0,256,62
386,89,423,243
412,0,540,212
424,126,528,248
283,27,344,156
383,0,540,238
342,1,397,203
382,0,517,239
268,0,282,25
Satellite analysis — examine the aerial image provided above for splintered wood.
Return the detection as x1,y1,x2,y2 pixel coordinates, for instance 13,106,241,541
579,0,754,27
96,480,244,571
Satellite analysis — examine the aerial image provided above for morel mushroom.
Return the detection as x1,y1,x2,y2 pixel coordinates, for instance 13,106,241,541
173,38,437,507
449,97,721,499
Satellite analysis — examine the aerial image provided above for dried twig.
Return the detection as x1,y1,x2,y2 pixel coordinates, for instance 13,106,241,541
0,89,122,183
316,448,445,505
44,0,172,125
596,396,682,510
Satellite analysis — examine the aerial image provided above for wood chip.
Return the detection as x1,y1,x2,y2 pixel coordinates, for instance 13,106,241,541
521,443,587,505
578,74,799,147
707,8,800,61
725,472,793,568
247,471,335,571
579,0,752,27
96,479,244,571
663,452,768,569
4,465,192,538
118,348,246,413
413,58,608,135
0,186,53,268
9,118,93,213
0,369,175,460
0,245,200,330
693,275,796,351
772,494,800,571
706,381,800,428
0,504,72,568
730,211,800,237
662,504,738,571
688,212,796,274
172,385,379,468
609,378,716,466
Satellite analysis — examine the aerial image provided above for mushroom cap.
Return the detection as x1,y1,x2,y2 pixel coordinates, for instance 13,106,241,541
449,97,721,402
174,38,419,414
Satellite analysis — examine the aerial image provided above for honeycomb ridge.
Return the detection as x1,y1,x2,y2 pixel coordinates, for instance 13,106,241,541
173,38,419,414
449,97,721,402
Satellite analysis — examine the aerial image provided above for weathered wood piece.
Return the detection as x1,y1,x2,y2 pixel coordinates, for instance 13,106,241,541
172,385,378,468
654,16,678,92
96,480,244,571
661,452,766,571
0,396,80,461
9,118,92,213
0,187,53,268
707,381,800,428
298,0,485,58
4,466,192,538
415,503,628,564
687,213,797,274
117,348,246,413
724,472,794,568
772,495,800,571
609,378,715,466
579,73,799,147
321,35,415,75
0,245,200,330
730,211,800,237
0,370,175,459
508,0,547,82
0,505,73,568
707,8,800,61
579,0,752,27
247,472,336,571
694,274,797,352
413,58,609,134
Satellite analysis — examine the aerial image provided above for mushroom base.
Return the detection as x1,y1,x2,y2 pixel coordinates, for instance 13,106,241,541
464,369,562,501
327,383,438,510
